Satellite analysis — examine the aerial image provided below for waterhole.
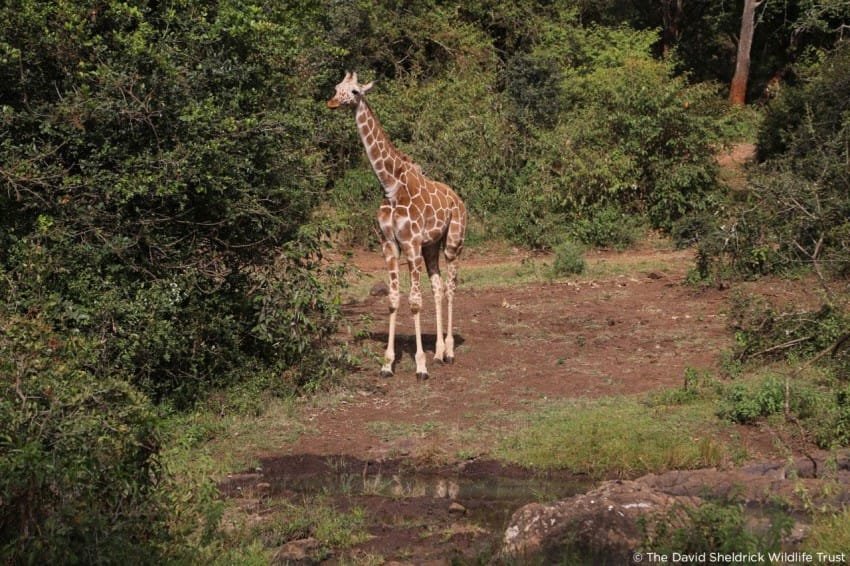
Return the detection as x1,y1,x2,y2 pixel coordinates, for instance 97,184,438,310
220,454,593,562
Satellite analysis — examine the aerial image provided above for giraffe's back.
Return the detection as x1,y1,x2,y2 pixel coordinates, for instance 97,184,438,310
395,169,465,249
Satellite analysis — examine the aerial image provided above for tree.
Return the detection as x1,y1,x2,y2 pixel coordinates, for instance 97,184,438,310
661,0,685,57
729,0,765,105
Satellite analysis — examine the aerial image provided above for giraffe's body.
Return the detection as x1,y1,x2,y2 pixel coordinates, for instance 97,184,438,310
328,72,466,379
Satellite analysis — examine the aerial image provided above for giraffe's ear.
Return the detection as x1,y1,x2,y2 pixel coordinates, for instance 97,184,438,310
361,81,375,94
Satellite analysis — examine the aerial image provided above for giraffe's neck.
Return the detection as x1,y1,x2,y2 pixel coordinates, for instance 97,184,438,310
356,99,412,200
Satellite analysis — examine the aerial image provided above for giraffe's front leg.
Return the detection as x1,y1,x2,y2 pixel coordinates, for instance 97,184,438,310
379,210,400,378
381,253,400,378
404,244,429,380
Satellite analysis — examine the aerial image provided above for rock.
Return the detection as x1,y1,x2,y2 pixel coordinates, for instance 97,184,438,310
639,463,850,510
272,537,324,565
501,454,850,562
370,281,389,297
449,501,467,514
501,480,699,562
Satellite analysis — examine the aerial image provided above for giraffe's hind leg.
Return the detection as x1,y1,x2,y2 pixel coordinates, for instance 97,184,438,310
423,243,447,362
444,253,458,364
443,231,464,364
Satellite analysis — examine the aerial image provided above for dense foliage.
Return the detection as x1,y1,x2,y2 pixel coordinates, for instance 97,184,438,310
695,41,850,280
1,1,345,561
325,6,726,248
1,311,163,563
2,0,849,561
0,1,347,405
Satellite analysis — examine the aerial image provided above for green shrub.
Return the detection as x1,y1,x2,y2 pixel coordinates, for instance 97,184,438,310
572,206,644,250
757,43,850,163
671,212,719,251
718,376,786,424
715,369,850,449
0,313,165,564
376,67,516,242
648,503,757,554
717,372,825,427
503,51,564,129
325,169,385,246
727,292,850,363
0,1,346,405
813,385,850,448
318,6,726,250
552,240,586,276
504,24,723,246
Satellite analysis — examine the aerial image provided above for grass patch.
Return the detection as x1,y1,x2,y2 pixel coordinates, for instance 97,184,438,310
340,232,684,302
462,257,554,289
257,497,369,550
163,401,372,561
804,508,850,553
343,248,681,303
644,500,791,556
217,496,370,562
495,396,729,477
647,367,726,406
205,399,310,475
161,394,310,478
343,257,554,302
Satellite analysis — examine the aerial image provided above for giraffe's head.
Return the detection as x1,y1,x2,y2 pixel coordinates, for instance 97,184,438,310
327,71,374,109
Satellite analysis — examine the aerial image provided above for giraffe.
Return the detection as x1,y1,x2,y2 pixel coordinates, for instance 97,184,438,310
327,71,467,380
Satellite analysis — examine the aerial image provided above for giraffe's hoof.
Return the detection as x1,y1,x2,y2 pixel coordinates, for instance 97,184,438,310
416,372,429,381
445,356,454,365
380,369,394,379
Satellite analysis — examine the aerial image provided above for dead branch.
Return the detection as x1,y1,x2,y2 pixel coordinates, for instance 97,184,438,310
749,335,814,359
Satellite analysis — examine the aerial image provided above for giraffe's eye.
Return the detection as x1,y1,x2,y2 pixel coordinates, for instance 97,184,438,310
352,89,360,95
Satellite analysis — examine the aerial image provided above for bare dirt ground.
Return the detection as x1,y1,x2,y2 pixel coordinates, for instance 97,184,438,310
290,245,733,461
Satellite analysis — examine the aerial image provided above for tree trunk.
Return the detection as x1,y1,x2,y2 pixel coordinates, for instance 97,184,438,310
729,0,763,106
660,0,684,58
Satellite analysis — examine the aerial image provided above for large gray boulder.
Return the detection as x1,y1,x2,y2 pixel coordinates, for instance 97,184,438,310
501,479,699,563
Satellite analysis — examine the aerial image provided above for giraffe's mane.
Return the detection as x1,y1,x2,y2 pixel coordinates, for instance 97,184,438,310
361,98,423,174
382,145,424,180
397,151,423,174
